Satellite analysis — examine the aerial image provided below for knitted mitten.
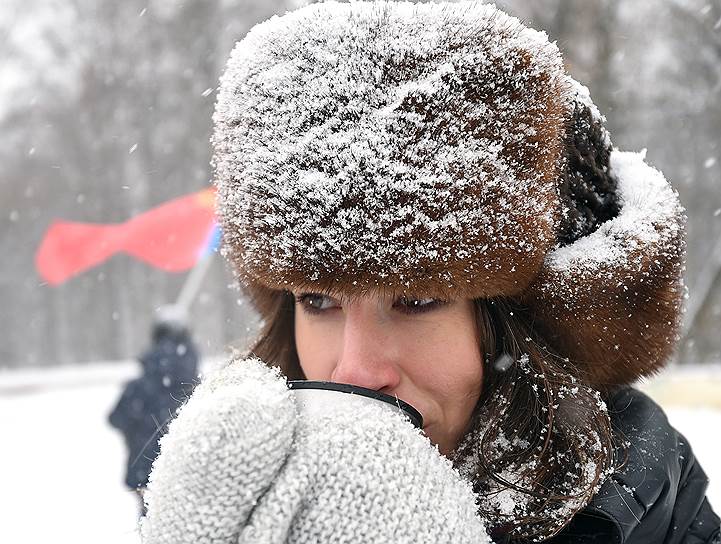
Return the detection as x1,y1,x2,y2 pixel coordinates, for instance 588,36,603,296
141,357,490,544
140,358,295,543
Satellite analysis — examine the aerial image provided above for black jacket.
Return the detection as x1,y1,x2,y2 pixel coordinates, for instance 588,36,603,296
109,329,199,489
548,387,720,544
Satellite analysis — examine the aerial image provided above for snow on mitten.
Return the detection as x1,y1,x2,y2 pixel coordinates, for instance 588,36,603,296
140,357,296,544
239,391,491,544
141,356,490,544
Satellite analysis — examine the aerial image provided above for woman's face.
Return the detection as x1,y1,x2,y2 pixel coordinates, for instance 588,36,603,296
293,290,484,456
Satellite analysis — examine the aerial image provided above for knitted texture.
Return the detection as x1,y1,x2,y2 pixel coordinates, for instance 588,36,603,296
141,358,491,544
140,359,295,543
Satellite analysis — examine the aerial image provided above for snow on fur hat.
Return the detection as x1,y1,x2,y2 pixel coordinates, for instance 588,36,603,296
212,1,685,389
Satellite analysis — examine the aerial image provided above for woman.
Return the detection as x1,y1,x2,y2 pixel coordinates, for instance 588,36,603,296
141,2,720,543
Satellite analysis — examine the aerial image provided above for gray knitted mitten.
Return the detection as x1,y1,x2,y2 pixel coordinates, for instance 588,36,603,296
140,357,490,544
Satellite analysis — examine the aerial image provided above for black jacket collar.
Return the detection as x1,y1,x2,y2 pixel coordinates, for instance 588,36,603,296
547,387,719,544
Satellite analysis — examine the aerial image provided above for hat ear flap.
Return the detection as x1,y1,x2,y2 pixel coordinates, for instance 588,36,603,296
522,89,685,389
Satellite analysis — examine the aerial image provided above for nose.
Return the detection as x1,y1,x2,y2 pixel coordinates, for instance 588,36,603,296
330,305,402,393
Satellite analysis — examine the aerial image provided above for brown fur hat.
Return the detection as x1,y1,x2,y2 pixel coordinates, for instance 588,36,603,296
212,1,685,389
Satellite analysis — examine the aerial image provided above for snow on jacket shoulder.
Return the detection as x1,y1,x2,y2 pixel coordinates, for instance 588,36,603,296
546,387,720,544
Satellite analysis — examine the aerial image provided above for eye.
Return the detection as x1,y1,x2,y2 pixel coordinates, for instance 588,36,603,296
295,293,339,314
393,296,446,314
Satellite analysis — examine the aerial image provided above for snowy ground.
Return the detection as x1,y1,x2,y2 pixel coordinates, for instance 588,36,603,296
1,362,142,544
1,362,719,544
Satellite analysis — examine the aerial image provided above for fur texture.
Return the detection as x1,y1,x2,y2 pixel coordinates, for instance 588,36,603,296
523,150,686,388
213,1,569,299
212,1,686,388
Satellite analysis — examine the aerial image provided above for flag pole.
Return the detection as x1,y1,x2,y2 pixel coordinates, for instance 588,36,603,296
175,253,215,312
175,217,221,313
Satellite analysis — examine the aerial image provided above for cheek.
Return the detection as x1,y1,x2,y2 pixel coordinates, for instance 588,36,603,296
407,321,483,397
294,311,340,380
399,305,483,420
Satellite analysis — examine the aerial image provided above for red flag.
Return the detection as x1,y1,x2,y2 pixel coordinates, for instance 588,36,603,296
36,188,217,285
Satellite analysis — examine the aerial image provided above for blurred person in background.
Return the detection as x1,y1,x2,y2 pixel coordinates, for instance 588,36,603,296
109,304,199,516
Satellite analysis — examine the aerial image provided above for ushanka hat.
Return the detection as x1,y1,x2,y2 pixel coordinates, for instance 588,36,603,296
212,1,685,389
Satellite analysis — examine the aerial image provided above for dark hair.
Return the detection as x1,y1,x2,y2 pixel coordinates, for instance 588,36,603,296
457,298,615,542
248,290,615,542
